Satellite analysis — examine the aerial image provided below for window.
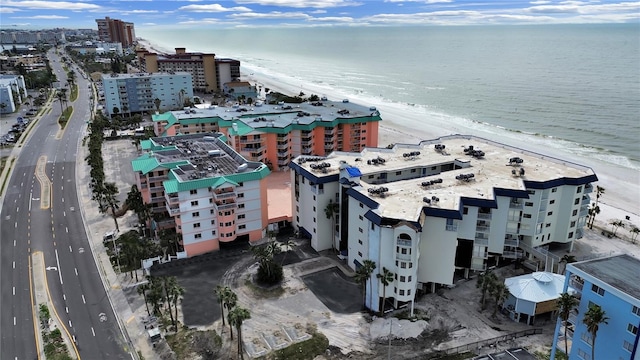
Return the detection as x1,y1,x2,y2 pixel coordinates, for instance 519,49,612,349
568,232,574,238
523,214,532,218
399,290,405,296
577,186,582,193
359,215,363,220
224,222,232,227
546,223,551,228
210,209,215,214
552,188,558,193
463,207,469,215
237,193,244,198
313,217,316,223
400,276,406,282
577,349,590,360
193,223,201,228
194,233,202,239
212,230,216,235
633,305,640,316
400,262,407,269
211,220,215,225
238,214,245,219
408,276,412,282
296,205,299,212
190,189,197,195
358,251,362,257
627,323,638,335
209,198,214,204
371,223,375,230
591,284,605,296
396,171,401,175
549,200,555,204
192,212,200,217
624,340,634,352
359,227,363,233
527,190,536,195
525,202,534,207
359,203,364,208
313,206,316,212
238,204,245,209
574,198,580,205
191,200,199,206
358,239,363,245
571,221,576,227
239,224,246,230
573,209,578,216
224,211,232,216
547,211,553,216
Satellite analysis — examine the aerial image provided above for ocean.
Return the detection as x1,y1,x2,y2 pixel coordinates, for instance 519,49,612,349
138,24,640,171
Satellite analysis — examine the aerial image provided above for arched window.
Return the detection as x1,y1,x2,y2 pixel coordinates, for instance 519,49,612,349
397,233,411,247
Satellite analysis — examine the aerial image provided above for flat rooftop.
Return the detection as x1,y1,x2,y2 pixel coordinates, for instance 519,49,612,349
150,133,259,182
570,254,640,300
170,99,380,130
296,135,596,219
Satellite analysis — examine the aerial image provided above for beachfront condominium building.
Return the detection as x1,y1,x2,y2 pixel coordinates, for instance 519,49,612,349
289,135,597,314
137,47,241,93
151,99,380,171
95,17,136,48
132,133,271,257
551,254,640,360
101,72,193,117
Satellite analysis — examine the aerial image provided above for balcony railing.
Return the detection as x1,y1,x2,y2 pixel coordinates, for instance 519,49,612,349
474,238,489,246
502,250,523,259
476,225,490,233
477,213,492,220
510,201,524,209
471,262,487,271
212,191,236,200
396,253,412,261
215,203,237,211
504,238,519,247
446,224,458,232
277,143,289,150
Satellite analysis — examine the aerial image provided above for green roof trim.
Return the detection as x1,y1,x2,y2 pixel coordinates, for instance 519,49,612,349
131,154,189,175
163,165,271,194
152,112,176,122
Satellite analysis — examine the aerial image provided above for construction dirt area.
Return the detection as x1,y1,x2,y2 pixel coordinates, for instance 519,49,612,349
147,213,640,360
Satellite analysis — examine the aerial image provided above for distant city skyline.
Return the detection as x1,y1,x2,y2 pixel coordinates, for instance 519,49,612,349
0,0,638,30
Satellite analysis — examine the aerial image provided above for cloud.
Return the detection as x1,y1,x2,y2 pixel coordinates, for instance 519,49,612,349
529,0,551,4
0,6,21,13
1,0,101,10
178,4,251,12
308,16,354,22
385,0,453,3
11,14,69,19
234,0,362,8
230,11,313,19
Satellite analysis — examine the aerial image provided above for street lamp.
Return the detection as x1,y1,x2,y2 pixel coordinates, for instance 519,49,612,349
388,318,401,360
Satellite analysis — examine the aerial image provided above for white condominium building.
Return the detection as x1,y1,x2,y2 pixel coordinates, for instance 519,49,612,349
289,135,597,313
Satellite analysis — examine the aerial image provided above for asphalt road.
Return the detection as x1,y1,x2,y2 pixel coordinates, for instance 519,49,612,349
0,47,130,359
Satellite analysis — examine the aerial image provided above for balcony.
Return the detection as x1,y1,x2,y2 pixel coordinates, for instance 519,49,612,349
504,238,519,247
212,191,236,200
477,213,492,220
474,237,489,246
324,129,335,135
476,225,490,233
215,203,237,211
239,138,263,144
277,143,289,150
301,140,313,146
168,206,180,215
396,253,412,261
569,278,584,292
166,194,179,205
502,250,523,259
241,145,266,153
471,262,487,271
446,224,458,232
278,158,290,166
510,201,524,209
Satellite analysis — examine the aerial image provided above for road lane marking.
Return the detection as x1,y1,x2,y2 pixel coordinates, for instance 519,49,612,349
55,249,63,285
74,268,78,276
69,320,72,328
69,245,72,252
91,327,95,336
82,295,86,304
66,307,69,314
12,261,15,269
14,317,16,325
65,227,68,233
13,286,15,295
127,315,135,324
13,240,16,246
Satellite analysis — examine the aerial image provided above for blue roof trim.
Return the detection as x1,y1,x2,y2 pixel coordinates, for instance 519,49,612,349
364,210,382,225
346,188,379,209
289,161,339,184
339,177,351,185
460,197,498,209
523,174,598,190
422,207,463,220
494,188,530,199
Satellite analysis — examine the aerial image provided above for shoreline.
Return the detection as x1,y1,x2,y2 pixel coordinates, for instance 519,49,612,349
136,37,640,233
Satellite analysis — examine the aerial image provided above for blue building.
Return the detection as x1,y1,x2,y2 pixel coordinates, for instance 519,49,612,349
551,254,640,360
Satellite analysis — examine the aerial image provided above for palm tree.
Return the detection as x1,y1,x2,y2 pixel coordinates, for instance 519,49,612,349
376,267,394,317
214,285,227,326
170,282,185,329
137,282,151,316
361,260,377,311
476,270,497,310
353,267,369,310
489,281,509,317
228,306,251,359
223,289,238,338
559,255,577,275
610,220,625,237
56,90,66,113
154,98,161,112
161,276,178,328
582,303,608,360
630,226,640,244
280,239,296,266
102,182,120,232
324,200,340,253
557,292,579,356
588,186,605,229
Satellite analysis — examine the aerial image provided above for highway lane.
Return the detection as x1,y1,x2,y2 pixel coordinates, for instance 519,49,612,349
1,48,130,359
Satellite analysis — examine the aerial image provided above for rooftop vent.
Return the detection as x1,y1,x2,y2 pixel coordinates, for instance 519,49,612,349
367,156,386,166
455,173,475,182
509,157,524,165
367,187,389,196
402,151,421,158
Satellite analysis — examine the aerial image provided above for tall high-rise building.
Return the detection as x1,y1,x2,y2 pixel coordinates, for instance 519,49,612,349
95,17,135,47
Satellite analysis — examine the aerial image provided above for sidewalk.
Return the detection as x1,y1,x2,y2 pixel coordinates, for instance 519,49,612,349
74,130,158,359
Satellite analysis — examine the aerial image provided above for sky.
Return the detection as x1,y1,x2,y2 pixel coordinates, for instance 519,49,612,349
0,0,639,30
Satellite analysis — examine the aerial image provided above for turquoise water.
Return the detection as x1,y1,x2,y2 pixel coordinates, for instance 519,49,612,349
138,24,640,170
